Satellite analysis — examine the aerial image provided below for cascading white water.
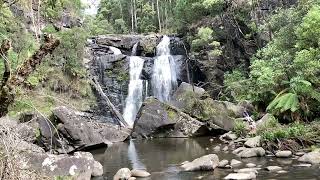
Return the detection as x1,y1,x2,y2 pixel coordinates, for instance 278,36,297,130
123,44,145,127
152,35,178,102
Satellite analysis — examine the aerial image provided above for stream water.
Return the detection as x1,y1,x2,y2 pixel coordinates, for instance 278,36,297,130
92,137,319,180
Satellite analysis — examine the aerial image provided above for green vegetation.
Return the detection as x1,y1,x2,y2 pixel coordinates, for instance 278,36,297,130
225,1,320,122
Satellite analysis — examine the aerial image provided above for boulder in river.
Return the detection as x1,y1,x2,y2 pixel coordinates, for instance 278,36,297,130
298,151,320,164
275,151,292,158
132,97,212,138
113,168,132,180
256,113,277,129
181,154,219,171
236,147,266,158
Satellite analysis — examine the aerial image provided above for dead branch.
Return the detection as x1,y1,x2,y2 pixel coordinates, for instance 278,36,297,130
0,39,11,88
90,77,129,127
0,34,60,117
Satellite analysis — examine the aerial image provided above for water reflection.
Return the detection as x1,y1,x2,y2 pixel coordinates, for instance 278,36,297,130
91,137,320,180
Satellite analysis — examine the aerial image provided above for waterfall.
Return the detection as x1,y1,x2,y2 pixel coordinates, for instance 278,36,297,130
152,35,178,102
123,44,145,127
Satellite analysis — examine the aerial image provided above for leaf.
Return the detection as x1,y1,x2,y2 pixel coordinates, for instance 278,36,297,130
267,92,299,113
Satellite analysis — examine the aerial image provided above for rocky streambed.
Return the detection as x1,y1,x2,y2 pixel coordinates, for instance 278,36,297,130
93,137,320,180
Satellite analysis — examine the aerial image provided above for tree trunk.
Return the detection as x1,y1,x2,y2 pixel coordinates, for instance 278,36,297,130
90,77,129,127
0,34,60,117
156,0,161,32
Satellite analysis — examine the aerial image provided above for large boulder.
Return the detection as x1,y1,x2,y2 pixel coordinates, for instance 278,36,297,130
53,106,130,152
170,83,247,131
256,113,277,129
298,151,320,164
22,151,103,179
181,154,219,171
132,97,211,138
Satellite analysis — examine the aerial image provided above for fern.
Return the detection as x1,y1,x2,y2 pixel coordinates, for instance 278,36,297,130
267,92,299,113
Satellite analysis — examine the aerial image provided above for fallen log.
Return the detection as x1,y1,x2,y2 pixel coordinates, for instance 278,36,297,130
90,77,129,127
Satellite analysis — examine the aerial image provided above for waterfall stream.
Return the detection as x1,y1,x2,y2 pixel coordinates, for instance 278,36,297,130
123,44,145,127
152,35,178,102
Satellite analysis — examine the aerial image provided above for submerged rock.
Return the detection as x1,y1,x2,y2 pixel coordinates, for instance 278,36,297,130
224,172,256,180
132,97,211,138
113,168,132,180
244,136,261,148
275,151,292,158
298,151,320,164
181,154,219,171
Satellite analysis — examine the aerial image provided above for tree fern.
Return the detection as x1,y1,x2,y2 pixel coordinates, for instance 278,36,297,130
267,92,299,113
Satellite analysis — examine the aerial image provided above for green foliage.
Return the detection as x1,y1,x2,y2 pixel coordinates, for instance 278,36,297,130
192,27,214,51
267,92,299,113
226,1,320,121
259,122,314,142
233,120,248,137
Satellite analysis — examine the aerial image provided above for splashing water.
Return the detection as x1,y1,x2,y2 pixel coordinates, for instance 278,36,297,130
152,35,178,102
123,44,145,127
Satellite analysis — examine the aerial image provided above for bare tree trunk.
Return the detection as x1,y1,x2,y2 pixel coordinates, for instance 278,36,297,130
0,35,60,117
133,0,138,31
131,0,134,32
156,0,161,32
90,77,129,127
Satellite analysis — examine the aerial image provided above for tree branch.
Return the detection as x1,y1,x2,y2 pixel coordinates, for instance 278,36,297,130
0,39,11,88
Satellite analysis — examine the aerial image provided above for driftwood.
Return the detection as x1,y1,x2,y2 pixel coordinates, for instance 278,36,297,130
0,34,60,117
90,77,129,127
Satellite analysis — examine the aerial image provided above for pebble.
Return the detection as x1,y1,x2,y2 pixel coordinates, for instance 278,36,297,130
246,163,256,168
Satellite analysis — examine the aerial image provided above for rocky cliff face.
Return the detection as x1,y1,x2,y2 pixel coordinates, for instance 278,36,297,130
87,34,188,119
